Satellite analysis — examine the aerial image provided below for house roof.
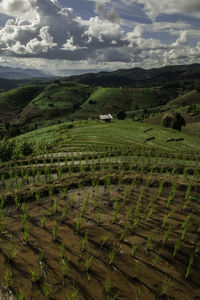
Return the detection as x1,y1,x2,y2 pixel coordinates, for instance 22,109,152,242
99,114,113,120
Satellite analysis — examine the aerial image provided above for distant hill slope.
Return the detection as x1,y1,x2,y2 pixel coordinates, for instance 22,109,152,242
19,81,94,125
166,89,200,107
0,66,50,80
65,64,200,87
71,86,171,119
0,77,29,91
0,81,174,126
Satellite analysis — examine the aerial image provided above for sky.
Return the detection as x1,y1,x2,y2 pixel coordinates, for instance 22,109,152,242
0,0,200,76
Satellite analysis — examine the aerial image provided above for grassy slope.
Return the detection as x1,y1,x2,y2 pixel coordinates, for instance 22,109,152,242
29,81,93,111
14,120,200,152
0,84,45,112
17,82,94,126
167,89,200,107
72,87,171,119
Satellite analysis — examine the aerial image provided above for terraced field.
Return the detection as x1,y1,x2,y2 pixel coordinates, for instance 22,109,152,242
0,120,200,299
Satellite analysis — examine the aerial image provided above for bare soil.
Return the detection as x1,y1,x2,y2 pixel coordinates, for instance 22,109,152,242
0,179,200,299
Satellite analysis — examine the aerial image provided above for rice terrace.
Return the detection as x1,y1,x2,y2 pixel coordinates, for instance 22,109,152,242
0,117,200,300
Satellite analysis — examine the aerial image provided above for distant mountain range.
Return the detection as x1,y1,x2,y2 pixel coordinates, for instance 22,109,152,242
0,66,50,80
65,63,200,87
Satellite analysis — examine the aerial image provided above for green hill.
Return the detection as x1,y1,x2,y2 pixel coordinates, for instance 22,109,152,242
18,81,93,126
167,89,200,107
66,63,200,87
0,84,45,111
14,119,200,152
71,86,171,119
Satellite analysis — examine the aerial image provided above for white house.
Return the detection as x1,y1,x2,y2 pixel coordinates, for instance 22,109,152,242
99,114,113,122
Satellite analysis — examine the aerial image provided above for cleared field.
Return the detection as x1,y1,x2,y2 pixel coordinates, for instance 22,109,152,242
0,120,199,299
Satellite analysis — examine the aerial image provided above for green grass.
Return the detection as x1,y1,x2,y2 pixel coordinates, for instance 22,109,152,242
183,122,200,137
167,90,200,107
0,85,45,110
13,119,199,152
13,122,72,149
29,82,93,111
77,87,170,119
77,120,200,151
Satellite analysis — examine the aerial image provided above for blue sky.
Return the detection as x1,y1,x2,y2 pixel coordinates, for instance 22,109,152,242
0,0,199,75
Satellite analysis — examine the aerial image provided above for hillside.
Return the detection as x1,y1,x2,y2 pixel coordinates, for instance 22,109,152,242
72,87,171,120
0,81,175,127
167,89,200,107
19,81,94,126
66,63,200,87
0,77,29,92
0,66,49,80
0,119,200,299
0,84,46,123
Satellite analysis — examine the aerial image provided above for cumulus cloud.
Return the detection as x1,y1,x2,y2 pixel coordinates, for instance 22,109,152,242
0,0,199,74
125,25,144,43
133,0,200,19
95,3,121,24
0,0,37,18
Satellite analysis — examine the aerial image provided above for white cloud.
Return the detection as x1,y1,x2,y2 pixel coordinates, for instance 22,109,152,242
84,16,122,42
61,36,86,51
0,0,199,74
125,25,144,43
133,0,200,19
0,0,37,18
95,3,121,24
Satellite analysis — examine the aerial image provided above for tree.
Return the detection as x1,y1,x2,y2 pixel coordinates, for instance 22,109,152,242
162,114,173,128
171,112,185,131
117,110,126,120
162,112,185,131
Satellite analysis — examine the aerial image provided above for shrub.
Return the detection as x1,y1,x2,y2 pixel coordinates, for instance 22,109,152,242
162,114,173,128
162,112,185,131
0,139,16,162
20,141,34,156
117,110,126,120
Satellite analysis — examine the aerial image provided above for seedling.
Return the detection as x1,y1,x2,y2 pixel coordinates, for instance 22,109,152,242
41,214,47,228
17,289,25,300
85,253,93,272
120,224,129,241
5,267,12,289
131,243,138,257
185,255,193,279
29,268,41,283
81,230,88,252
136,288,141,300
96,210,101,226
152,251,160,266
8,235,17,262
162,225,172,246
133,261,141,279
60,242,65,259
61,256,69,277
131,217,140,233
103,278,113,295
66,289,79,300
181,215,192,241
101,234,110,247
108,249,115,265
146,233,154,250
52,221,57,242
173,240,182,258
161,277,174,296
42,282,51,300
195,241,200,254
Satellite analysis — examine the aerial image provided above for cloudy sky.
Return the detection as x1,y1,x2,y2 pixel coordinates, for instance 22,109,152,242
0,0,200,75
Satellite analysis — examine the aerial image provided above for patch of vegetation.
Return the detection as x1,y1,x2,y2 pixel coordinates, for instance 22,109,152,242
0,84,45,111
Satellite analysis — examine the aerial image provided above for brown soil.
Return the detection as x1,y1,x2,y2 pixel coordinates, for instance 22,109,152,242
0,178,200,299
